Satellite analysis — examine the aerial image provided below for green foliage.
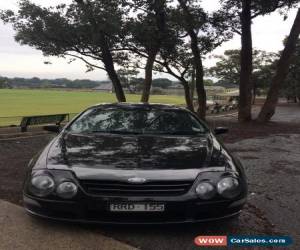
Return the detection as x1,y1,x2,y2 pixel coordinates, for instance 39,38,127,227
0,78,7,88
126,0,171,53
0,0,129,74
220,0,299,33
117,68,140,93
252,52,278,91
208,50,241,86
129,77,144,92
220,0,299,18
204,79,214,86
208,49,278,89
152,78,173,88
153,1,234,89
12,0,123,55
208,41,300,100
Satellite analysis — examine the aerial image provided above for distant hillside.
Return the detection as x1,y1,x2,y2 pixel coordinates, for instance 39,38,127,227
0,76,181,90
0,76,110,89
0,76,218,91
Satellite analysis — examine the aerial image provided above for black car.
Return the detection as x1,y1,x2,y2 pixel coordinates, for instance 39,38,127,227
23,103,247,224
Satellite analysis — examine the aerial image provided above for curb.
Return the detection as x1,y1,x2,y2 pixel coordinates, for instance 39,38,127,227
0,200,138,250
0,133,52,141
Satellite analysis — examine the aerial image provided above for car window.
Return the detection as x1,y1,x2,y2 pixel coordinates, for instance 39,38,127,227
67,108,206,135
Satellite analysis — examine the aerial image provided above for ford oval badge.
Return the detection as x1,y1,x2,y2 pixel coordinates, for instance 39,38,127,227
127,177,147,184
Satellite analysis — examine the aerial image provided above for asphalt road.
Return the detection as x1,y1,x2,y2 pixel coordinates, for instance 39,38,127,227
215,104,300,123
269,105,300,123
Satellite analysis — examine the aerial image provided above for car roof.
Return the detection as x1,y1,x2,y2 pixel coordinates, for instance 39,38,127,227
89,102,187,111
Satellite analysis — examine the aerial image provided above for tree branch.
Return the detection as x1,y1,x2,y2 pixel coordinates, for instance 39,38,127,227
65,53,106,70
251,2,287,19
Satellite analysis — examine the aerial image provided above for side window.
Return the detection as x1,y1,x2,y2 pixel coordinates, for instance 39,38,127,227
189,115,205,132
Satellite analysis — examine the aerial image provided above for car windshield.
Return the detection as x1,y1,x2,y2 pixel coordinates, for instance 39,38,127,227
67,108,207,135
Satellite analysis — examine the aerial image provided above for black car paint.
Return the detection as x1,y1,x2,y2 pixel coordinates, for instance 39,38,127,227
23,103,247,224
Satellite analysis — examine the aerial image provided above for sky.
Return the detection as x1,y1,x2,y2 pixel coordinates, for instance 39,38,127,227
0,0,298,81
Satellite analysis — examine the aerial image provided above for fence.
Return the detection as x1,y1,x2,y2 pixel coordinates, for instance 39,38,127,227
0,113,78,128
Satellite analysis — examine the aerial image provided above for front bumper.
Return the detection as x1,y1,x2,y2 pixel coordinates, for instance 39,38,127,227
23,194,246,224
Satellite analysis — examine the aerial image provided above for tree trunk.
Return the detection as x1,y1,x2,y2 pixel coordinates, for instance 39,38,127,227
190,68,196,100
293,80,298,103
239,0,253,122
182,80,195,112
140,0,166,103
194,57,206,119
252,80,256,105
100,37,126,102
162,63,195,111
178,0,206,119
75,0,126,102
141,51,157,102
257,9,300,122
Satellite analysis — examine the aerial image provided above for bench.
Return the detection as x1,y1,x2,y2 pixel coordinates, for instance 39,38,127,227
20,114,69,132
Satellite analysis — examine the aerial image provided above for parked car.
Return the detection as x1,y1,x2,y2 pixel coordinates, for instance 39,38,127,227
23,103,247,224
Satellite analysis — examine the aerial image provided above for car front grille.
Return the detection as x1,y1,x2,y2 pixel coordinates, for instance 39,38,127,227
80,180,194,196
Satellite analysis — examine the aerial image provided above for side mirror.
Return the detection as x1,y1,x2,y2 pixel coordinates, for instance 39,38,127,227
214,127,229,135
43,125,60,133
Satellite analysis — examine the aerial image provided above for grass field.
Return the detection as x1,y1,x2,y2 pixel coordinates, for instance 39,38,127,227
0,89,185,126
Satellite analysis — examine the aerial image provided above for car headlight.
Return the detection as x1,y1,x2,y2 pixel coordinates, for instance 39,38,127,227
217,177,240,199
195,182,216,200
30,175,55,197
56,182,78,199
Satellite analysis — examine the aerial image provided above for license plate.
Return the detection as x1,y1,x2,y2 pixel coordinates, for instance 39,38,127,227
109,203,165,212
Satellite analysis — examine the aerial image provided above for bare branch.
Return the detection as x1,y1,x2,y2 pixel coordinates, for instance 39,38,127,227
65,53,106,70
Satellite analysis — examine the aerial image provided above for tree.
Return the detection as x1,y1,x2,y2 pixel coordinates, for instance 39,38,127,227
117,68,139,93
239,0,254,121
152,78,173,89
1,0,127,101
125,0,168,102
204,79,214,86
0,78,8,88
208,50,241,86
252,54,278,102
208,49,278,100
153,0,233,116
282,38,300,102
258,8,300,122
283,70,300,102
221,0,299,122
154,41,196,111
177,0,207,118
154,32,227,112
130,77,144,92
